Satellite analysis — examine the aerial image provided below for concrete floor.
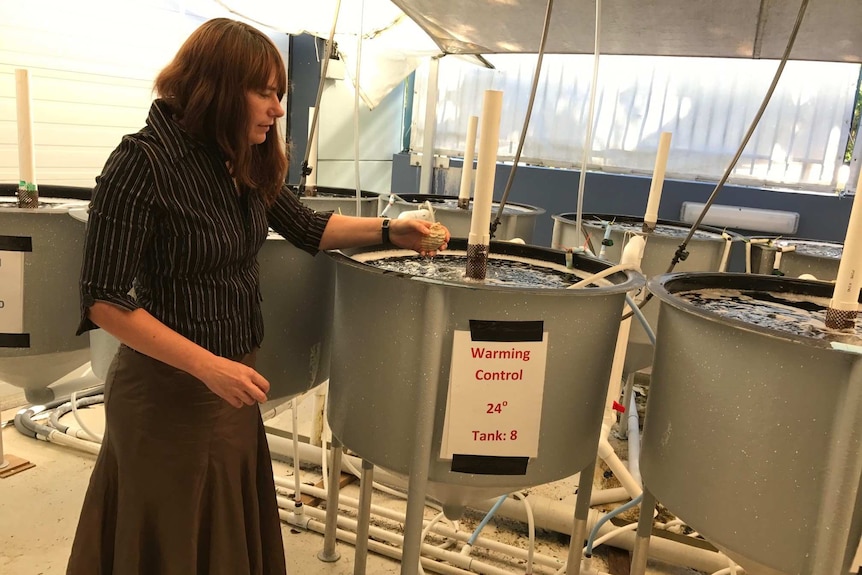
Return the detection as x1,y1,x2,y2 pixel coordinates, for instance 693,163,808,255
1,378,860,575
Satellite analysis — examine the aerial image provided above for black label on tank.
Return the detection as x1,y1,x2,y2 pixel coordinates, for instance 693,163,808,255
0,333,30,348
451,454,529,475
469,320,543,342
0,236,33,252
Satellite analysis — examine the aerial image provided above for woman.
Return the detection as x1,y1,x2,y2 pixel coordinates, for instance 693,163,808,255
67,17,448,575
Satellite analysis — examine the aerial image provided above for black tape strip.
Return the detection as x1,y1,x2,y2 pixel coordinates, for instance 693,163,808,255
0,236,33,252
469,320,543,342
0,333,30,348
451,454,529,475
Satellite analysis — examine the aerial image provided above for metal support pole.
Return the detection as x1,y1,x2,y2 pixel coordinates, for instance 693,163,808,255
630,488,657,575
565,457,597,575
400,286,447,575
353,459,375,575
318,436,343,562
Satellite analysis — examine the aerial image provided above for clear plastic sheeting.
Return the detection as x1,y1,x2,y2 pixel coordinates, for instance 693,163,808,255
411,55,859,191
391,0,862,63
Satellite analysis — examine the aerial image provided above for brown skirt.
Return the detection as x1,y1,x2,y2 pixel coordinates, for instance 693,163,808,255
67,345,287,575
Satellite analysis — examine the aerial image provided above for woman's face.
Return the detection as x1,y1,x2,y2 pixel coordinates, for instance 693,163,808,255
246,72,284,145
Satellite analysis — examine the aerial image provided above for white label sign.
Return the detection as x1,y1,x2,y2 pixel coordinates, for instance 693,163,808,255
0,250,25,333
440,329,548,459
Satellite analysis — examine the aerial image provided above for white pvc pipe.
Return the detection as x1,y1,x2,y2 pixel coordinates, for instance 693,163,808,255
567,263,640,290
643,132,672,230
468,90,503,246
280,507,486,575
597,435,642,498
15,68,37,191
627,393,642,488
280,498,529,575
827,168,862,324
458,116,479,209
719,232,733,272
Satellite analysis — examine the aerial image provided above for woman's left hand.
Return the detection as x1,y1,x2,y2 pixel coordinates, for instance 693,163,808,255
390,219,450,256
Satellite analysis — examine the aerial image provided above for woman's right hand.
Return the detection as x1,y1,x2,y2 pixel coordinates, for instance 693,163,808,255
85,304,271,408
198,356,271,408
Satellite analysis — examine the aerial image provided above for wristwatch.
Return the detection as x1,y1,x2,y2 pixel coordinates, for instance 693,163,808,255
381,218,391,244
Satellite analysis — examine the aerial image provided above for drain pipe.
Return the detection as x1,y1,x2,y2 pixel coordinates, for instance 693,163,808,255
718,232,734,273
595,235,647,501
745,237,772,273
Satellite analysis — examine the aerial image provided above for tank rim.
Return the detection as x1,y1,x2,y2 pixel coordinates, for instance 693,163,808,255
647,271,857,350
553,211,740,240
328,237,644,295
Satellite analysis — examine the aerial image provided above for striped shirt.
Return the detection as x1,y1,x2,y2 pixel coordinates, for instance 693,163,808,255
78,99,333,358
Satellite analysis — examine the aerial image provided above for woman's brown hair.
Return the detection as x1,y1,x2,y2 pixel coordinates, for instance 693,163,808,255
155,18,288,204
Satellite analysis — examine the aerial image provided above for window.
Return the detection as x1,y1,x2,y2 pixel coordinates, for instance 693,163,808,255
411,54,861,193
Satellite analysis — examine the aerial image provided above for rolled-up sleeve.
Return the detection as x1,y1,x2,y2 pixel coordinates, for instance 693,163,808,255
267,185,333,255
77,138,156,334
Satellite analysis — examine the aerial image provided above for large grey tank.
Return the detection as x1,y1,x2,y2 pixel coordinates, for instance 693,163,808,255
381,194,545,243
293,185,379,217
0,197,91,403
747,236,842,280
641,272,862,575
551,213,738,373
326,239,644,508
83,222,334,402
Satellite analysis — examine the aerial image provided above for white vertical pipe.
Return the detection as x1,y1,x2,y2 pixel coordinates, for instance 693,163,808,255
826,168,862,329
307,106,319,189
457,115,479,209
418,57,440,194
318,437,343,562
468,91,503,246
15,68,38,205
353,459,375,575
643,132,672,231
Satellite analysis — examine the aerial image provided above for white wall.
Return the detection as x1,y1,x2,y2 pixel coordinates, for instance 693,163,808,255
315,73,405,194
0,0,289,189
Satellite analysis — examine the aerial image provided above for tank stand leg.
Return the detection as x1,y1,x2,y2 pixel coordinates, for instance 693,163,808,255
317,437,343,563
400,287,447,575
565,457,597,575
353,459,375,575
630,487,657,575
